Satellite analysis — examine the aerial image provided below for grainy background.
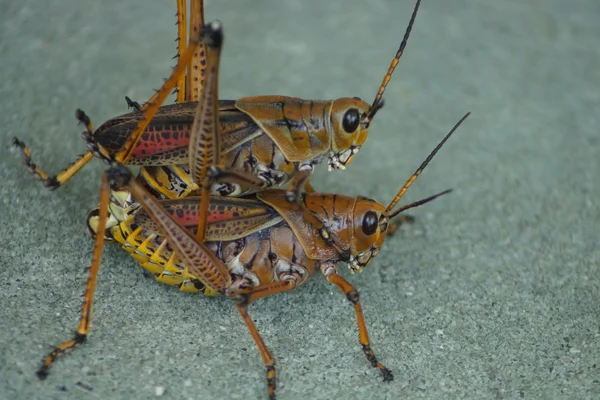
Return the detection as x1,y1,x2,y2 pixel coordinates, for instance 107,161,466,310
1,0,598,399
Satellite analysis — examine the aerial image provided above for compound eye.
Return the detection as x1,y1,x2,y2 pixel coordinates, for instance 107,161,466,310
342,108,360,133
361,211,378,236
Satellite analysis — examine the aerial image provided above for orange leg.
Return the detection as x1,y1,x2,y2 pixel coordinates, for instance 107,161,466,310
326,273,393,382
37,172,111,379
235,280,296,400
175,0,188,103
186,0,206,102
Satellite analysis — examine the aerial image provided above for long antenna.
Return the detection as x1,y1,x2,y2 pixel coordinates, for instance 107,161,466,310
367,0,422,124
386,111,470,213
389,189,452,219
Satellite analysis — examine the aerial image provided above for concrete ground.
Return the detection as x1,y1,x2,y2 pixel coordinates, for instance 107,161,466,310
1,0,598,399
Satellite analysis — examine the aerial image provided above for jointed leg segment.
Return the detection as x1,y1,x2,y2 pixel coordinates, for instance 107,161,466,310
37,172,111,378
175,0,206,103
175,0,188,104
13,138,94,190
326,273,393,382
234,280,296,400
236,304,277,400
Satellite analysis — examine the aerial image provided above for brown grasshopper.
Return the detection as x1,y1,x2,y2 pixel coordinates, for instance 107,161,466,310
35,22,471,397
14,0,423,204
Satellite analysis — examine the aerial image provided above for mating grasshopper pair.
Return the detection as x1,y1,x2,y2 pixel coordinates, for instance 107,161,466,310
14,1,469,398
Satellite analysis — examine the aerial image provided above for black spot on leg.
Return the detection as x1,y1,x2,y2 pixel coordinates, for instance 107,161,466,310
235,294,251,307
346,290,360,304
382,368,394,382
36,368,49,380
361,344,393,382
74,332,87,344
45,177,60,190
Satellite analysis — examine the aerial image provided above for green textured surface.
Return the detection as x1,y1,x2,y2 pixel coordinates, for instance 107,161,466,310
1,1,599,399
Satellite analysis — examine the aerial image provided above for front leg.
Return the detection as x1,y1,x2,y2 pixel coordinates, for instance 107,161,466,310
321,263,393,382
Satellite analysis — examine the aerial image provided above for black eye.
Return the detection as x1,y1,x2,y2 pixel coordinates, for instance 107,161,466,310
362,211,378,236
342,108,360,133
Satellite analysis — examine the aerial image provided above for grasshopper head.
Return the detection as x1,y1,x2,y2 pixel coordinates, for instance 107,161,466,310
328,97,371,171
342,111,470,273
347,197,390,273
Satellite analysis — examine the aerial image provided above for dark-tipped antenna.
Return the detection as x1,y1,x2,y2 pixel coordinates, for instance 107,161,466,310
75,109,94,134
386,111,470,213
389,189,452,219
366,0,422,125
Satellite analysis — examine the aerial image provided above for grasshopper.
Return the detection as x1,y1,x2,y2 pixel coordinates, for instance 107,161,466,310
34,22,471,397
14,0,423,205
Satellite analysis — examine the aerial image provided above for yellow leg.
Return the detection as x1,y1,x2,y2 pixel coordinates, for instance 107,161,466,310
13,137,93,190
13,108,96,190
